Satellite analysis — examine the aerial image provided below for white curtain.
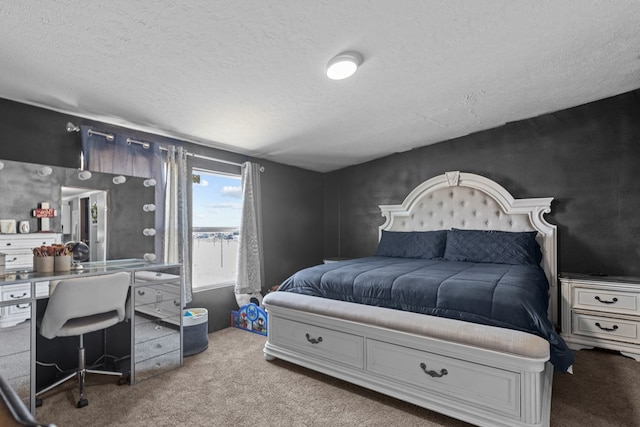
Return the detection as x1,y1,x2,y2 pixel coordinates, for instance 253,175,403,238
235,162,263,306
163,146,192,304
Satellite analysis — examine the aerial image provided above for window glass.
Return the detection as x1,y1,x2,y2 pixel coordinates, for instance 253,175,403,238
191,169,242,290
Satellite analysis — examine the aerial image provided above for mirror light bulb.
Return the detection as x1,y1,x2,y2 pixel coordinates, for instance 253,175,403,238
143,228,156,236
38,166,53,177
78,170,92,180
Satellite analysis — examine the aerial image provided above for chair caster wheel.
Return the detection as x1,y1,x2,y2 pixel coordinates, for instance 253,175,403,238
35,398,43,407
77,398,88,408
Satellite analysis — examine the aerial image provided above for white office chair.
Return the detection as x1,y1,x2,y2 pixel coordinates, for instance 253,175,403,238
36,272,131,408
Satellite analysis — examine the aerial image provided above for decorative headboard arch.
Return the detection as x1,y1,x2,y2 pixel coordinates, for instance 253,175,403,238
379,171,558,325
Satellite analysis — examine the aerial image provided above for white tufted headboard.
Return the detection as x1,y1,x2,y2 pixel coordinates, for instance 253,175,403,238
379,171,558,326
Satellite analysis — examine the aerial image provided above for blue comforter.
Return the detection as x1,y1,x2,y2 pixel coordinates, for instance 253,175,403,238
278,256,574,372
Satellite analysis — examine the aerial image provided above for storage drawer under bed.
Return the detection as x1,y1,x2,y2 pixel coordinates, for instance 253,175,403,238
269,316,364,369
366,338,521,418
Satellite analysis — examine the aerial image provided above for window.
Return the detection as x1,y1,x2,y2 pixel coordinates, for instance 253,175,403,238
191,168,242,290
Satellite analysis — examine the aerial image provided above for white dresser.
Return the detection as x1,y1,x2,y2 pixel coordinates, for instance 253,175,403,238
0,233,61,328
560,273,640,361
0,233,62,271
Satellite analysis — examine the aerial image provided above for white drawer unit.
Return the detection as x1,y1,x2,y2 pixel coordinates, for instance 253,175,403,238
264,297,551,427
0,283,32,328
0,234,60,328
269,316,364,369
0,234,62,271
367,339,520,418
560,273,640,361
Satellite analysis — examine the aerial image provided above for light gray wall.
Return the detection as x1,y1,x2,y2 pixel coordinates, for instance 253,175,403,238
0,158,154,259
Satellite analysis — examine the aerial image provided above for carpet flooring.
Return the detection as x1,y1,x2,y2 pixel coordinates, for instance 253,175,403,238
35,327,640,427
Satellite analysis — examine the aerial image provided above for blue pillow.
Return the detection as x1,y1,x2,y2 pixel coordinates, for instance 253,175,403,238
376,230,447,259
443,229,542,265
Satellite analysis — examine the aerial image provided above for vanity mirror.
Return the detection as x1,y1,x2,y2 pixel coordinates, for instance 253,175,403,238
61,186,108,262
0,158,156,261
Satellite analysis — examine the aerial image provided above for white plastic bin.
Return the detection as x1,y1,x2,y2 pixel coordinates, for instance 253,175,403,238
183,308,208,356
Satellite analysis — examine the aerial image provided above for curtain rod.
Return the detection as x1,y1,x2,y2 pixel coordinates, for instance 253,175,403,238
159,145,244,167
67,121,245,168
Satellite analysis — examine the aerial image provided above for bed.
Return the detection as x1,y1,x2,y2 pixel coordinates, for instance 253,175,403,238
263,171,572,427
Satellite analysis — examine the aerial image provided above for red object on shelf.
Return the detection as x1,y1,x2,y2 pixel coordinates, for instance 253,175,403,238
32,208,56,218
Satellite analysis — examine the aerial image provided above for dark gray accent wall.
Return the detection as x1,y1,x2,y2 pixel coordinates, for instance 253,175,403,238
0,98,324,332
324,90,640,279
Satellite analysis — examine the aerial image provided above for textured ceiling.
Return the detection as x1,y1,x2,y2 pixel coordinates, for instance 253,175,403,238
1,1,639,172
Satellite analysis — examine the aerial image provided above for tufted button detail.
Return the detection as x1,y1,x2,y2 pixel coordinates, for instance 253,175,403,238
418,203,424,209
439,221,444,226
461,220,466,226
495,211,501,217
449,191,455,198
472,210,478,216
450,210,455,217
470,190,476,196
460,201,465,207
485,220,490,226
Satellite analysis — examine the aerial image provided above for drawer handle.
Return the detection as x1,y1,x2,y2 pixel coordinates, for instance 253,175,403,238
173,300,180,307
138,290,146,296
9,292,28,299
6,257,18,263
595,322,619,332
15,304,30,309
419,363,448,378
305,333,323,344
595,296,618,304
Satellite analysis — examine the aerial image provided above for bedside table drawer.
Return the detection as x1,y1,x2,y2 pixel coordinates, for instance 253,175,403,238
572,287,640,315
572,312,640,343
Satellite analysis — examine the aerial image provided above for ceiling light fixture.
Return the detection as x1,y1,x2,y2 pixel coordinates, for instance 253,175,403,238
326,51,363,80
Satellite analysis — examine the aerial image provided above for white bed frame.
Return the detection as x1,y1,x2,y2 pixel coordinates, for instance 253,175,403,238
263,171,557,427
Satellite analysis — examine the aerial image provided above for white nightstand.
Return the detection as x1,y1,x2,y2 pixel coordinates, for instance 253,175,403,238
560,273,640,361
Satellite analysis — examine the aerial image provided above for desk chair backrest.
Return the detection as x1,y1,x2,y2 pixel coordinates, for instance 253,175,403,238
40,272,131,339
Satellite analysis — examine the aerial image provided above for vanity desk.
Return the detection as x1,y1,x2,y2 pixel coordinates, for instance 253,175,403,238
0,259,183,415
